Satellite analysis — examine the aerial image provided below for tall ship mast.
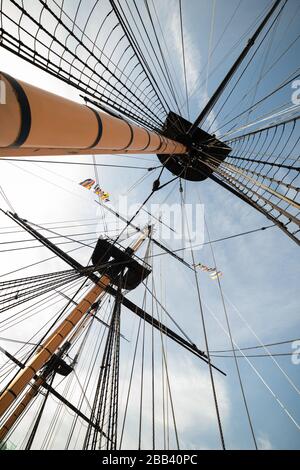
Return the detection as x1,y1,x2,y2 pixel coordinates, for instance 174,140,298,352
0,0,299,451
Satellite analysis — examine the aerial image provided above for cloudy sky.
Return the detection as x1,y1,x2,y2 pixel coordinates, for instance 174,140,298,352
0,0,299,450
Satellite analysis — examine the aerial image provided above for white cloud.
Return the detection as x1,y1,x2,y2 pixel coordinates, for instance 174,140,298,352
257,433,273,450
119,355,230,450
167,2,218,130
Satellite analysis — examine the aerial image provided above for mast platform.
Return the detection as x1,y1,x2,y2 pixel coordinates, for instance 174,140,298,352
157,111,231,181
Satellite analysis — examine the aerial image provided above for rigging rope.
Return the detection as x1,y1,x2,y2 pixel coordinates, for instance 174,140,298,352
179,0,190,119
180,183,226,449
204,215,258,449
203,301,300,432
211,337,300,353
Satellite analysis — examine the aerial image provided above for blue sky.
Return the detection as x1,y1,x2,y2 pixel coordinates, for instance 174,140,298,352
0,0,299,450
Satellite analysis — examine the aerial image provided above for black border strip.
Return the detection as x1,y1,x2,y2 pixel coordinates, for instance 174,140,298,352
2,72,31,147
159,136,168,153
123,121,134,150
155,135,164,152
86,107,103,149
140,128,151,151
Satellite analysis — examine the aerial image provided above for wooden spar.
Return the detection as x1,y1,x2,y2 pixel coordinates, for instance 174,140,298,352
0,376,45,442
0,228,151,441
0,276,110,439
0,304,103,442
0,72,187,157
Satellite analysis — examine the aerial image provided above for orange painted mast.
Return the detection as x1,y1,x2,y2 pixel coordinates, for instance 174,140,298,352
0,72,187,157
0,227,151,441
0,276,110,439
0,297,106,442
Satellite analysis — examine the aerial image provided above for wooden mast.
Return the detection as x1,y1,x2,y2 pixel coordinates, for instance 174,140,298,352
0,72,187,157
0,227,151,441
